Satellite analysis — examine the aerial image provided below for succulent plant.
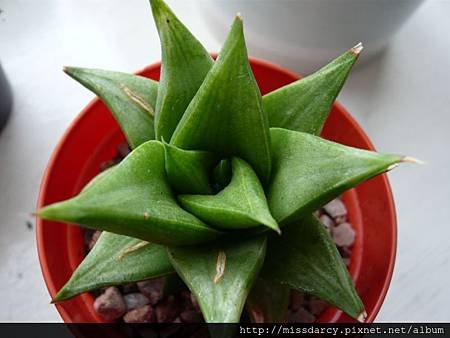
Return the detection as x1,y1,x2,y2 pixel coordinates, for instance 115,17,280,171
37,0,412,324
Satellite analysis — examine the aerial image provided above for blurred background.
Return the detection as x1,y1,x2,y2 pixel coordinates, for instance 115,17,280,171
0,0,449,322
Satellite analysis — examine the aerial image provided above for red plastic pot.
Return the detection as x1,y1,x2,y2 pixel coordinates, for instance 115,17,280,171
36,58,396,323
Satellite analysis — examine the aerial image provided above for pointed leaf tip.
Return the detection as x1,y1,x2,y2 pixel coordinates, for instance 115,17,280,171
62,67,158,148
350,42,364,55
357,311,368,323
268,128,405,224
150,0,213,141
402,156,425,165
170,15,272,183
263,45,360,135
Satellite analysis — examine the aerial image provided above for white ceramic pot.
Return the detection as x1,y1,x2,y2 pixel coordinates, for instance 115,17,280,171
196,0,425,74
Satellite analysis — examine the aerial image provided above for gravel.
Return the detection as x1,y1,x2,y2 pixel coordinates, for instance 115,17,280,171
332,222,356,247
93,287,126,320
123,293,150,311
137,278,164,305
123,305,155,323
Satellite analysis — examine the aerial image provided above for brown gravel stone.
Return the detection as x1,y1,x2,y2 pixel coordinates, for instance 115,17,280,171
93,287,126,320
155,296,180,323
100,160,117,171
137,278,164,305
88,231,102,250
123,305,155,323
180,309,203,323
323,199,347,218
334,215,347,224
248,306,264,323
289,290,305,311
121,283,138,294
117,143,131,158
332,222,356,247
123,293,150,310
340,246,352,258
309,298,329,316
287,307,315,323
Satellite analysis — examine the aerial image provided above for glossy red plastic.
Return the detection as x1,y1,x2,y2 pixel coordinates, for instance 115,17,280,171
36,58,397,323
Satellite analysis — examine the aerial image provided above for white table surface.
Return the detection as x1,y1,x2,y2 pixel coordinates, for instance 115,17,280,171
0,0,449,322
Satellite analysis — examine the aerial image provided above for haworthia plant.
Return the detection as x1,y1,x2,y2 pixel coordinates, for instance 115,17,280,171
38,0,414,325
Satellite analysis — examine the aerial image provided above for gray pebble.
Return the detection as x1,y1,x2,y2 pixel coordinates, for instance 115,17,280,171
323,199,347,218
123,293,150,310
332,222,356,247
319,214,334,231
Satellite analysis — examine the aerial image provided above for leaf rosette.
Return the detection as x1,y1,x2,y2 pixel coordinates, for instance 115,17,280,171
37,0,412,324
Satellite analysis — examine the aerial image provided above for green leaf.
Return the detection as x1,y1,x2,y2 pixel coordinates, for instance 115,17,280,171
64,67,158,149
179,157,279,233
150,0,214,141
37,141,221,245
54,232,174,301
246,278,290,323
171,16,272,184
211,159,232,192
168,236,267,323
268,128,404,224
262,215,365,320
163,141,218,194
263,44,361,135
